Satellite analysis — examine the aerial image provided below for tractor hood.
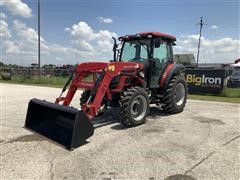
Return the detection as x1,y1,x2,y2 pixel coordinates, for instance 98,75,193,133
72,61,144,90
76,62,108,72
76,61,144,73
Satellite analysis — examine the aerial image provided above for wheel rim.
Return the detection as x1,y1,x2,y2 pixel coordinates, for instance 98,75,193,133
174,83,186,106
131,95,147,121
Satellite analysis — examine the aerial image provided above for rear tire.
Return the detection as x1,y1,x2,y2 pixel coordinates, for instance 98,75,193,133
119,86,149,127
161,75,187,114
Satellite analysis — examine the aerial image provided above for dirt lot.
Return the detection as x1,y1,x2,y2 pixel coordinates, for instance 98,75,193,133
0,83,239,180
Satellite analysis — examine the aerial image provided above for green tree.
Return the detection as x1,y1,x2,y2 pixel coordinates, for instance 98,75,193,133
42,64,56,69
0,61,5,67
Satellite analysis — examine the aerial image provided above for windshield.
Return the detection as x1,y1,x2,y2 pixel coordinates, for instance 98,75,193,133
121,39,151,62
232,69,240,77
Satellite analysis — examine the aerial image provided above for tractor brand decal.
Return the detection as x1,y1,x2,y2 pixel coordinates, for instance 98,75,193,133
123,65,135,68
108,65,115,71
185,69,226,94
186,74,222,86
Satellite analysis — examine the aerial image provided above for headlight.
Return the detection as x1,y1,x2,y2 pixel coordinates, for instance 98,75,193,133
139,70,145,78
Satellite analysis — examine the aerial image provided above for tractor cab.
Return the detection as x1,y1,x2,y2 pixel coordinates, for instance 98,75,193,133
117,32,176,88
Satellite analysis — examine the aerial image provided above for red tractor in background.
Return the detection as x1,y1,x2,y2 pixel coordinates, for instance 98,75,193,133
25,31,187,150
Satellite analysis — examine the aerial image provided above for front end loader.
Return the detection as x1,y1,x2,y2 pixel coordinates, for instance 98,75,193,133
24,31,187,150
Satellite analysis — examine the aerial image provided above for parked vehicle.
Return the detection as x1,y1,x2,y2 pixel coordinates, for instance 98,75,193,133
227,67,240,88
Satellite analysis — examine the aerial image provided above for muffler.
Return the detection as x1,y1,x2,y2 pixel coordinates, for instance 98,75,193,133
24,98,94,150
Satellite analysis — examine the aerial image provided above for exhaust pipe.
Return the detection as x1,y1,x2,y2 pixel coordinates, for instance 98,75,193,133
24,98,94,150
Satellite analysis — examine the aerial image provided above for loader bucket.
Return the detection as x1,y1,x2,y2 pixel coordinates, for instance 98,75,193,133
24,98,94,150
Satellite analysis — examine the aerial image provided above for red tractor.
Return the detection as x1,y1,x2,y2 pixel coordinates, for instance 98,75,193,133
25,31,187,150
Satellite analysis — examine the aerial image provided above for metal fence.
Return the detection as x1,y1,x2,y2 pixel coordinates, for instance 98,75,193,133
0,67,74,79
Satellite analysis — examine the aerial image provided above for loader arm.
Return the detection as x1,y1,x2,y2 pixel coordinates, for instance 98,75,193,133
55,62,108,105
56,62,145,119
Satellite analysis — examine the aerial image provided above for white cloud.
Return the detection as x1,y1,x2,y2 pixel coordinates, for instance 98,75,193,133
211,25,219,29
12,20,48,52
13,20,45,43
0,12,7,19
66,21,96,41
1,0,33,18
71,39,94,51
174,34,240,63
3,40,20,54
97,16,114,24
1,20,117,65
65,21,95,51
0,20,11,38
2,20,48,65
65,21,117,53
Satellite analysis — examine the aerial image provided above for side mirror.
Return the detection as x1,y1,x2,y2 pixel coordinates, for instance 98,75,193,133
112,37,118,62
112,37,118,50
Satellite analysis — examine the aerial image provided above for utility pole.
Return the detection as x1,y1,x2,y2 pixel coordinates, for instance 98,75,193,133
196,17,206,69
38,0,41,78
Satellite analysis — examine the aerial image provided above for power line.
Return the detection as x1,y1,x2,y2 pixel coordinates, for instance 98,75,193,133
196,17,207,69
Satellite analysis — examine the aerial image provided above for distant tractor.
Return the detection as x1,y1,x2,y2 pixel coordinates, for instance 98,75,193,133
25,31,187,150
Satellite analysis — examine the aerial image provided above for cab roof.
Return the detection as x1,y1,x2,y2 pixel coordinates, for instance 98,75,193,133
119,31,176,42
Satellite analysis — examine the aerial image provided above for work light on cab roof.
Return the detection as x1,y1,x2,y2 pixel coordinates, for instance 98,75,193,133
119,31,177,42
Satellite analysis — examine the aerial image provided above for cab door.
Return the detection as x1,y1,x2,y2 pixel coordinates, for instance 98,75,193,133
149,39,172,88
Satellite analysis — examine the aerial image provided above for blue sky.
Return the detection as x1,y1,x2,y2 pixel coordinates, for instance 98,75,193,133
1,0,239,65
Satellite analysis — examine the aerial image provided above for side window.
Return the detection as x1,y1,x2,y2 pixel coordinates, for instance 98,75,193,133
153,41,170,63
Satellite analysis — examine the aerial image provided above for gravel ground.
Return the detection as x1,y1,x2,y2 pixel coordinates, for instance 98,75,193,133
0,83,239,180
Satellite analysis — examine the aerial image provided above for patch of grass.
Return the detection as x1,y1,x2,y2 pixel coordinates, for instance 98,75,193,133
188,94,240,104
1,76,68,88
223,88,240,98
188,88,240,103
1,74,94,88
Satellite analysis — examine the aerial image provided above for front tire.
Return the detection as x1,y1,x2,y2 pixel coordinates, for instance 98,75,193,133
119,86,149,127
161,75,187,114
80,90,91,108
80,90,106,115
